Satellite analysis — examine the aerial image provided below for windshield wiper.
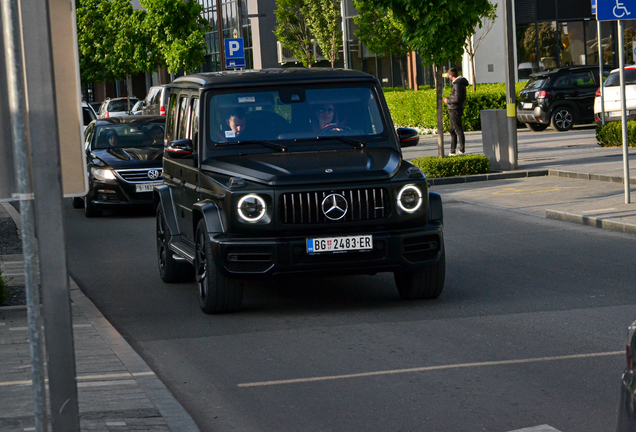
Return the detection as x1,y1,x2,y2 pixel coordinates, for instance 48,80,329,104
215,140,287,152
294,136,365,149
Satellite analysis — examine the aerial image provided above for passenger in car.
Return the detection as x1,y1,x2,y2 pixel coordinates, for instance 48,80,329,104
149,125,164,145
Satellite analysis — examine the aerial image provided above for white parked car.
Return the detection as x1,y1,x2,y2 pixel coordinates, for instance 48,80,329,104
97,97,139,119
594,66,636,125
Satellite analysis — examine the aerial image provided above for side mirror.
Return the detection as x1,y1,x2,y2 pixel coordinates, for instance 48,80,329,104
397,128,419,148
166,139,193,158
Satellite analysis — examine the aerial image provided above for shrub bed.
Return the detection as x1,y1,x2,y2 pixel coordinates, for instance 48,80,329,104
596,121,636,147
384,82,526,132
410,154,491,178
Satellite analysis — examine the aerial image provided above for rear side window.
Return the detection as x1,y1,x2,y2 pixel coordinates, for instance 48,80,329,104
190,98,199,145
152,88,162,105
570,71,595,87
605,69,636,86
552,75,570,88
82,107,96,125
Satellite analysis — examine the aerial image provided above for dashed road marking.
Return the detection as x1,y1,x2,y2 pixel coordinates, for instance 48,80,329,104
492,186,588,195
238,351,622,388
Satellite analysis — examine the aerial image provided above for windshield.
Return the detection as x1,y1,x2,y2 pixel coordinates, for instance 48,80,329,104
207,85,387,151
92,123,165,150
604,69,636,87
523,77,550,90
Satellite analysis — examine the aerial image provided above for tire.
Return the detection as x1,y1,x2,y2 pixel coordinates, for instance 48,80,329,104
550,107,574,131
394,248,446,300
84,196,102,217
156,207,194,283
195,219,243,314
72,197,83,209
526,123,548,132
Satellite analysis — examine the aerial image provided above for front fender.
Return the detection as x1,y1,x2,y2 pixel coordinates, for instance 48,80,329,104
428,191,443,222
193,200,225,239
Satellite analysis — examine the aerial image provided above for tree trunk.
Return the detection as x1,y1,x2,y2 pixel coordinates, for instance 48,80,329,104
102,81,106,102
433,64,444,158
398,57,407,91
126,74,131,113
468,38,477,92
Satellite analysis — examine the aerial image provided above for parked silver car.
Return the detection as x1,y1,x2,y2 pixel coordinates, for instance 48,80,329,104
97,97,139,118
617,319,636,431
141,85,169,116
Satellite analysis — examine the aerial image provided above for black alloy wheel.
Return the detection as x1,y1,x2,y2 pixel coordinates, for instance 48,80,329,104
526,123,549,132
194,219,243,314
551,107,574,131
156,207,194,283
394,247,446,300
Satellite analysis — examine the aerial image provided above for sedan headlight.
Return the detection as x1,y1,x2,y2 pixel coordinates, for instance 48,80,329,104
237,194,267,222
91,167,116,181
397,185,423,213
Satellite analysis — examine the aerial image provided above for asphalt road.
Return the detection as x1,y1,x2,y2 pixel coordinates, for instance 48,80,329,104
64,191,636,432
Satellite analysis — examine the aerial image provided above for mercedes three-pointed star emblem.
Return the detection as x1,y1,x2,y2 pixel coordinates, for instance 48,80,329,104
321,193,348,220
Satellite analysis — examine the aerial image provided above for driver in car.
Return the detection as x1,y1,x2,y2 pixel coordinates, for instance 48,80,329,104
313,104,343,132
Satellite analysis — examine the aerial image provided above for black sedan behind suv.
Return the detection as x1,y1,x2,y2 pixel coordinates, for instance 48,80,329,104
517,65,609,132
76,116,166,217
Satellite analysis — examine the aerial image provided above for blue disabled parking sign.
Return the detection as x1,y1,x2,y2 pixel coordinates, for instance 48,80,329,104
596,0,636,20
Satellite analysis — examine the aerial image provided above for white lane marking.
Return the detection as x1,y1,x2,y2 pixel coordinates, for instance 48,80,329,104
508,425,561,432
581,208,618,214
238,351,622,388
10,324,92,331
0,371,155,387
106,422,127,427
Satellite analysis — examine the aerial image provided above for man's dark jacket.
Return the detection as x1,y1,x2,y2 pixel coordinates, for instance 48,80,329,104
447,76,468,111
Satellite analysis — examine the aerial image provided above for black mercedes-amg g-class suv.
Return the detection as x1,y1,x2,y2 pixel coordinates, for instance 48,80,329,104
154,68,444,313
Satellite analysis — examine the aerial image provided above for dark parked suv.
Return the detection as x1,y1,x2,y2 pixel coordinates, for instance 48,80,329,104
154,68,444,314
517,65,609,132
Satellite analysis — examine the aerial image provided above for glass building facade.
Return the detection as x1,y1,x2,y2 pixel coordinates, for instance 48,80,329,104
197,0,253,72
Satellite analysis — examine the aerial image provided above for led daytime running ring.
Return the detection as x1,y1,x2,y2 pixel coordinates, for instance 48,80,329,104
237,194,266,222
397,185,423,213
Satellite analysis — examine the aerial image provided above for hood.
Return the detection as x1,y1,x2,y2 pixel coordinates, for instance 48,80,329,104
202,147,401,186
454,77,469,88
91,147,163,168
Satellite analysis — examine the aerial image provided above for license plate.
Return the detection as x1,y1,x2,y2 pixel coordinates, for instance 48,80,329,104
522,102,533,109
307,235,373,253
610,111,623,117
135,183,155,192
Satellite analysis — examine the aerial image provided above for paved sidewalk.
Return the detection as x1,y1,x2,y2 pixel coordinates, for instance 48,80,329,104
1,208,199,431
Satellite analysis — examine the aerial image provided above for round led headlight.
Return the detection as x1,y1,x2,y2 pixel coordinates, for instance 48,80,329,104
237,194,267,222
397,185,422,213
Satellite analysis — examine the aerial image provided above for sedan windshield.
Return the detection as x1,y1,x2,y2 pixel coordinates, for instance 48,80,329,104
207,85,386,149
92,123,165,149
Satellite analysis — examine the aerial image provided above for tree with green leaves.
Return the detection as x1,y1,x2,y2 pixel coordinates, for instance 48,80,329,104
366,0,494,156
139,0,210,74
465,2,497,92
274,0,315,67
353,1,409,90
306,0,341,67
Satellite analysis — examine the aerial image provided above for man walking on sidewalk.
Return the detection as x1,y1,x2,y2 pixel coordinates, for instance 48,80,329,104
443,68,468,156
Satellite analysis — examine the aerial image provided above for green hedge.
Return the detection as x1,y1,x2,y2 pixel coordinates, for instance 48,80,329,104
596,121,636,147
410,154,491,178
384,82,526,132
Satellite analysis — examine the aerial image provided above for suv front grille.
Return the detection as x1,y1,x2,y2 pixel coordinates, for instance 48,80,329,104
115,168,163,183
280,188,390,224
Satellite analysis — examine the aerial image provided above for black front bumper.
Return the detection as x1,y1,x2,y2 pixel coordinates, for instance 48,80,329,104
87,179,159,207
208,222,444,277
